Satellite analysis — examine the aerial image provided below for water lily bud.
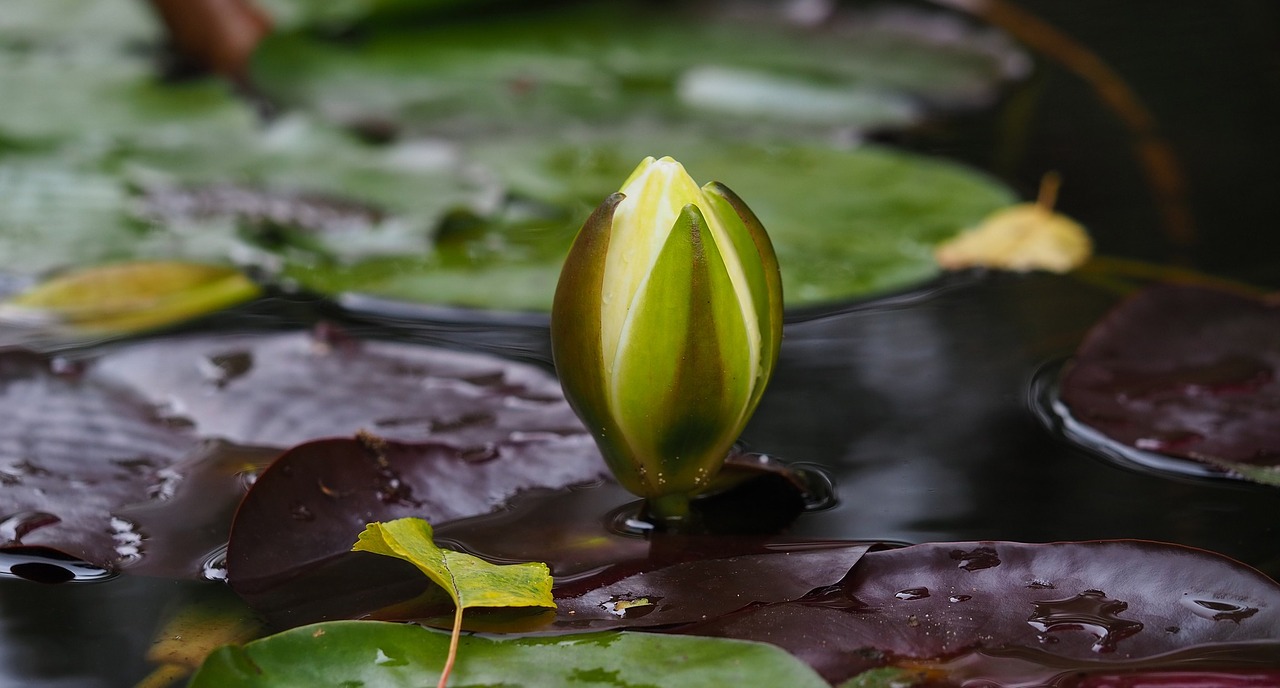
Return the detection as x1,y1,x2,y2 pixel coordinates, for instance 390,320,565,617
551,156,783,519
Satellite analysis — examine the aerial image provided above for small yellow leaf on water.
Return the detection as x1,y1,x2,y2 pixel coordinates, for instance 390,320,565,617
1,261,260,335
354,518,556,688
935,203,1093,273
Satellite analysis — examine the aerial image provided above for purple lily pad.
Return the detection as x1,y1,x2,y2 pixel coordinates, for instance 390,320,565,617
0,327,598,579
90,325,583,449
225,433,607,597
675,541,1280,684
226,449,821,628
549,543,873,631
1059,285,1280,484
1066,669,1280,687
0,350,196,576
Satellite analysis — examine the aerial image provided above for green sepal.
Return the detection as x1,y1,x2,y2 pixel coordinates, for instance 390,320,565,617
703,181,783,413
550,193,648,491
611,203,752,496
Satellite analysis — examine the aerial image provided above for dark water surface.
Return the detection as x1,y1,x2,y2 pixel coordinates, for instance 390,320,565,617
3,2,1279,685
2,270,1277,686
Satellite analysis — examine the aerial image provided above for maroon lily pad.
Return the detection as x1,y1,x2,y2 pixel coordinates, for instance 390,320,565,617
90,325,584,448
225,432,607,597
1059,285,1280,484
0,326,597,579
0,350,196,576
549,543,873,631
226,449,823,628
1066,669,1280,687
674,541,1280,684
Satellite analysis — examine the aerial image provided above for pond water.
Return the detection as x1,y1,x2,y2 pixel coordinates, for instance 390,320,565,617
1,270,1277,687
1,2,1278,686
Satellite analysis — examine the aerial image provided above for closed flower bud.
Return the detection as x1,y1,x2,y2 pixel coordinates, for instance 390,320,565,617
551,156,783,521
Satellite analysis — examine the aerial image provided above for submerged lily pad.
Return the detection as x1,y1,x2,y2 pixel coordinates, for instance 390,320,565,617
190,621,831,688
1059,285,1280,485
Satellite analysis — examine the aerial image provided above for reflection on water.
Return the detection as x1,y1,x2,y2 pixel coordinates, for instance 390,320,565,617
0,576,179,687
752,272,1280,573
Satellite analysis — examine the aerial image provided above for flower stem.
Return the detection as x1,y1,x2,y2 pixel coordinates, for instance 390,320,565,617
645,492,692,529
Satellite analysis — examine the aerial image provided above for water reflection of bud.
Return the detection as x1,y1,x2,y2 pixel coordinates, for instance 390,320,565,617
551,156,783,524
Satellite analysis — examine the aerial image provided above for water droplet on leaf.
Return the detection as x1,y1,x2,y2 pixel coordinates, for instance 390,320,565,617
0,510,60,543
950,546,1000,571
1181,595,1259,623
1026,589,1143,653
290,503,315,522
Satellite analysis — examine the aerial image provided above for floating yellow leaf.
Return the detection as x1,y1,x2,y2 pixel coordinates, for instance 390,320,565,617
1,261,260,335
353,518,555,688
935,174,1091,273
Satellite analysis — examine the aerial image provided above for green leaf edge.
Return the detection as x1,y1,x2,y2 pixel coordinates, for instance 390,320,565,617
189,620,832,688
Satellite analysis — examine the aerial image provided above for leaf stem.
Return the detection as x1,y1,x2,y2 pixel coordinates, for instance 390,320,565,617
439,604,463,688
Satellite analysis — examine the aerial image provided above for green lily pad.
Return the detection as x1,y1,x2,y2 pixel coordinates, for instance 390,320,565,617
0,0,254,151
0,0,1018,312
251,1,1024,136
189,621,831,688
283,138,1015,310
0,158,139,276
240,0,1020,309
0,0,158,57
0,56,253,148
257,0,486,31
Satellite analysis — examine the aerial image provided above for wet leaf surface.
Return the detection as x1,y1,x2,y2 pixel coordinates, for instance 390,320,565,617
189,620,831,688
674,541,1280,684
227,435,605,600
1066,670,1280,687
549,543,873,632
0,328,602,578
226,449,818,628
0,349,196,574
1059,285,1280,484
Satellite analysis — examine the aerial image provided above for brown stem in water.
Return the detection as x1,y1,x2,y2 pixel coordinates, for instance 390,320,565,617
146,0,272,81
928,0,1196,260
